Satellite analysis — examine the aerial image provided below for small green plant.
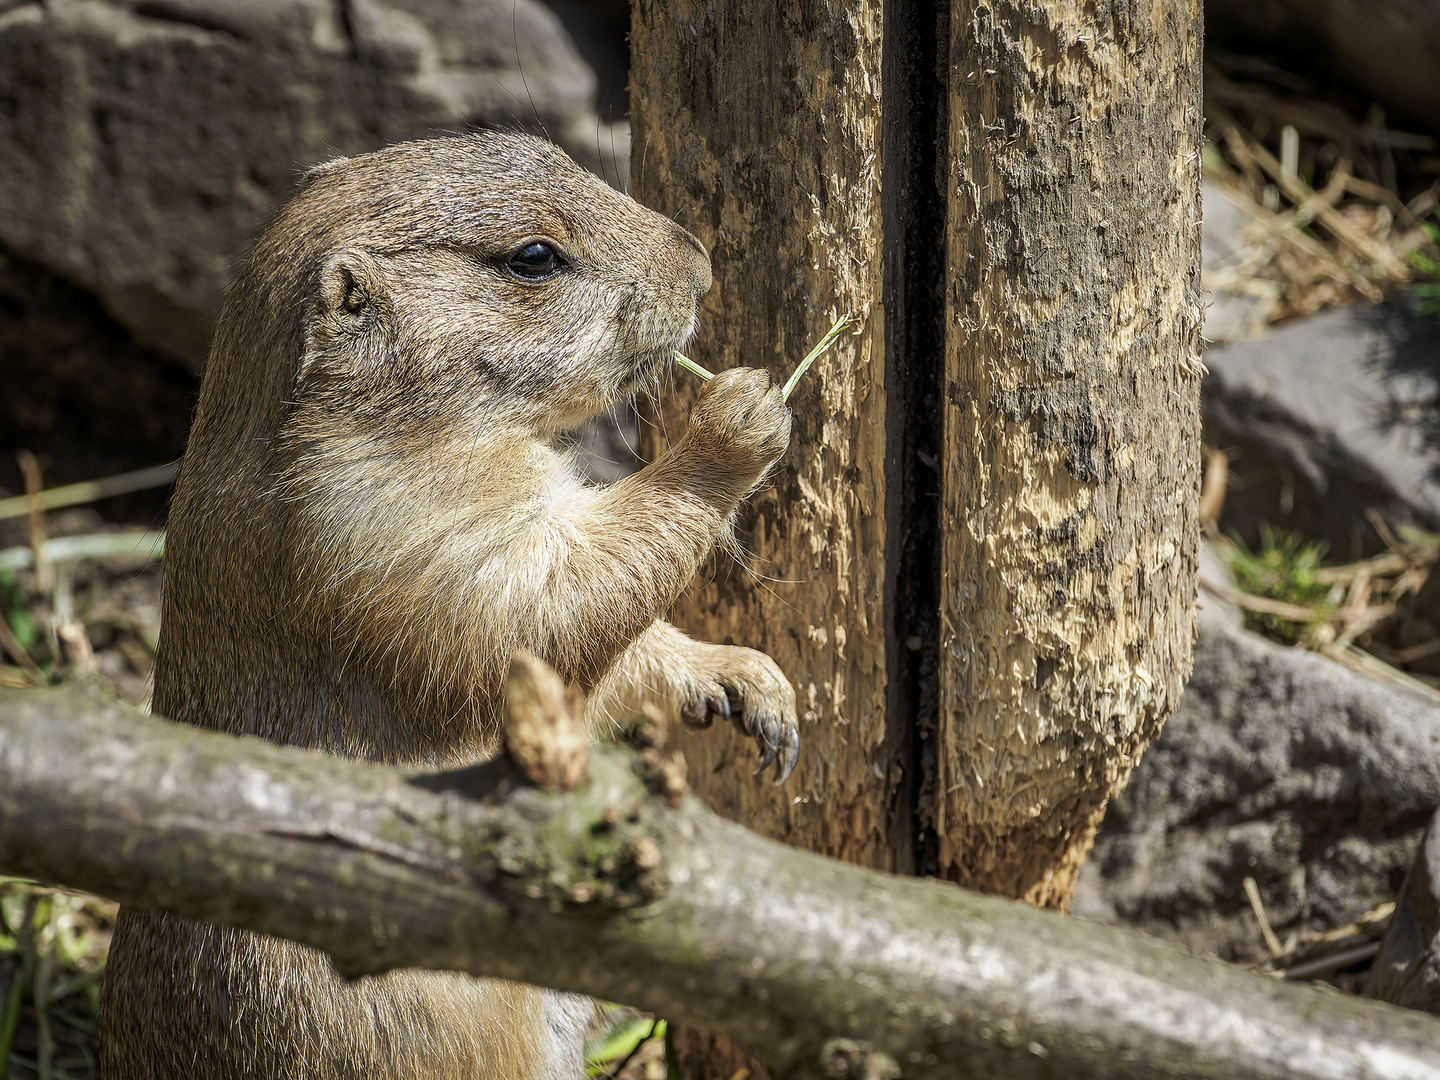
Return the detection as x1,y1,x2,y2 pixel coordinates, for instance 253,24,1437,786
1228,525,1332,642
1410,214,1440,316
0,569,36,653
0,878,114,1079
585,1015,668,1078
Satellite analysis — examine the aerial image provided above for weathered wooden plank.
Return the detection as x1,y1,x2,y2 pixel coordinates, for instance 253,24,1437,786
630,0,892,869
938,0,1205,904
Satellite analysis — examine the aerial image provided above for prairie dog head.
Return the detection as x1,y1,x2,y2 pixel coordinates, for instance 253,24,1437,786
212,131,711,444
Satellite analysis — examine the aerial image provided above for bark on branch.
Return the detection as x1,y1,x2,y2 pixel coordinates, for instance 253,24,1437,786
2,681,1438,1080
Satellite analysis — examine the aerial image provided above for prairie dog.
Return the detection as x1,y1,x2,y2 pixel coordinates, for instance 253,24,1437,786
98,131,798,1079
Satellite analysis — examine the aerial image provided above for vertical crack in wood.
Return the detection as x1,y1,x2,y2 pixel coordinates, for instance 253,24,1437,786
882,0,949,878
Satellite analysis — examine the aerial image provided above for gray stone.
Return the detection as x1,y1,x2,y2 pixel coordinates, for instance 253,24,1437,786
1074,592,1440,959
571,404,640,485
1208,0,1440,135
0,248,193,513
1201,180,1275,345
0,0,627,368
1202,301,1440,557
1369,807,1440,1013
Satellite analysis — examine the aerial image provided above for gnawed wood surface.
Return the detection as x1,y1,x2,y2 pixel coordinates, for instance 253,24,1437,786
630,1,892,869
939,1,1205,904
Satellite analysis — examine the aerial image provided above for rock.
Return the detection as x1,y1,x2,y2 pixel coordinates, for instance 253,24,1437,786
1195,537,1245,632
1201,180,1276,345
1368,807,1440,1013
0,248,193,518
0,0,628,368
1202,300,1440,557
572,404,640,485
541,0,630,120
1074,589,1440,960
1208,0,1440,135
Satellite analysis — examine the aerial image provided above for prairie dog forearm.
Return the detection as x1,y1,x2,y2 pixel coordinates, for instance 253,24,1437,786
286,370,789,695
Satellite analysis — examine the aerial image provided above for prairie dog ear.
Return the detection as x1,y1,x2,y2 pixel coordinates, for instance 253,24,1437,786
299,155,349,187
316,248,387,319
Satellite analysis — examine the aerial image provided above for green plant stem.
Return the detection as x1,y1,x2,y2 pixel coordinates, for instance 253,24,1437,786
0,903,34,1078
34,936,54,1080
672,313,852,400
608,1018,663,1079
664,1021,683,1080
0,973,22,1077
586,1015,656,1076
781,314,851,401
672,353,715,381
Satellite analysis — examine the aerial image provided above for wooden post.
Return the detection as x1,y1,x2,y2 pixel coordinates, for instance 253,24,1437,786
937,0,1204,906
630,6,890,1073
629,0,893,869
630,0,1203,1067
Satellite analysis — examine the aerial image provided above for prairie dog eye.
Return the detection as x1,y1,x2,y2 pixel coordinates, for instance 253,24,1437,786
506,241,564,279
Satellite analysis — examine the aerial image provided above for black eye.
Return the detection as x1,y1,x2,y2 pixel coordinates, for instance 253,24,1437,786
506,242,564,279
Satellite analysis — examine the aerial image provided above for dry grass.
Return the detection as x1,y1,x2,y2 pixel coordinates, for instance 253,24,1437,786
1237,875,1394,992
1203,53,1440,329
0,458,165,1079
1202,425,1440,697
1199,52,1440,716
1207,499,1440,699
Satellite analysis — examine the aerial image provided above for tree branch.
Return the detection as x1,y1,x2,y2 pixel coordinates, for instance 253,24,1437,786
2,681,1438,1079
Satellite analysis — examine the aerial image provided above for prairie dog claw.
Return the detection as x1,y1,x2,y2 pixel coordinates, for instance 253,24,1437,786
727,681,798,784
600,627,799,787
679,642,799,784
680,692,731,729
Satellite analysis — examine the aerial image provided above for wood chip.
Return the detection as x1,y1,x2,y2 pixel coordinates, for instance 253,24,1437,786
502,650,590,792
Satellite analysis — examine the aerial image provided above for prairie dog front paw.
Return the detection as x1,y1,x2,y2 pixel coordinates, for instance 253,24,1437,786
678,643,799,782
680,367,792,495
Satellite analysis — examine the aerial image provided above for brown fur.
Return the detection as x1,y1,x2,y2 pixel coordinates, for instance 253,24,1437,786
98,131,797,1079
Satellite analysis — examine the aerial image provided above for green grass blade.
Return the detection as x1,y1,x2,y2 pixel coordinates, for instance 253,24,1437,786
0,977,21,1077
664,1020,683,1080
781,314,851,401
584,1016,660,1076
0,930,29,1077
672,352,714,381
674,312,851,398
